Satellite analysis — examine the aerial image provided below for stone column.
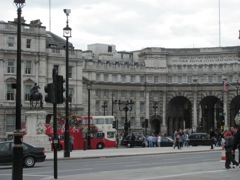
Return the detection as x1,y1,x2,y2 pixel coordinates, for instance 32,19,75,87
145,91,149,120
23,111,51,152
193,91,197,130
161,91,167,133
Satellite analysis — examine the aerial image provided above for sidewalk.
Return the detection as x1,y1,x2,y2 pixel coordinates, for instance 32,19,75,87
45,146,222,160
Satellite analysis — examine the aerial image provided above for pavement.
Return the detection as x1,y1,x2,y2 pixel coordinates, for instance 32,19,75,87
45,145,222,160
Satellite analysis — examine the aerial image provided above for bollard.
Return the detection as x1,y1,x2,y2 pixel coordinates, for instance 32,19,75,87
83,140,86,150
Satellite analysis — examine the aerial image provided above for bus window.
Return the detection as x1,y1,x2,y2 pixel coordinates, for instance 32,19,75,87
96,132,104,138
105,118,114,124
93,118,104,124
107,132,115,138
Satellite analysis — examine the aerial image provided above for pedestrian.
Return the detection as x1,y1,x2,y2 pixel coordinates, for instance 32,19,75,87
231,126,240,163
147,134,154,147
157,133,162,147
130,133,135,147
223,131,239,169
209,128,216,149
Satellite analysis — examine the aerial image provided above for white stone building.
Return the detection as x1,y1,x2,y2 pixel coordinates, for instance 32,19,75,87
1,18,240,141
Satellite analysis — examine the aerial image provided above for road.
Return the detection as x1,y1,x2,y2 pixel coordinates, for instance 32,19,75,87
0,151,239,180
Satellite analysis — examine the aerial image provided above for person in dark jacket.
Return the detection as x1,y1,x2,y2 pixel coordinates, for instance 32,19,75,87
224,131,239,169
209,128,216,149
232,126,240,162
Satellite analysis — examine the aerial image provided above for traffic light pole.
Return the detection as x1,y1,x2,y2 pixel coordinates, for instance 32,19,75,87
52,69,58,179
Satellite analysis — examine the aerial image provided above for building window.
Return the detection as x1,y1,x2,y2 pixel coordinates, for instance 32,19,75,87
140,91,145,98
104,74,108,82
6,114,15,132
96,73,100,81
69,66,73,78
130,91,135,97
95,101,100,112
112,74,116,82
178,76,182,83
8,37,14,47
168,76,172,83
69,88,74,103
140,76,145,83
140,102,145,112
120,117,125,126
108,46,112,52
187,76,192,84
121,75,125,82
131,75,135,83
7,60,15,74
25,61,31,74
7,84,14,100
154,76,159,83
25,85,31,101
208,76,213,83
95,90,100,97
26,39,31,48
218,76,222,83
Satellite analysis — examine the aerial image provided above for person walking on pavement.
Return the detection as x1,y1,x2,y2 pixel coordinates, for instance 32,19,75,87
231,126,240,163
210,128,216,149
157,133,162,147
130,133,135,147
224,131,239,169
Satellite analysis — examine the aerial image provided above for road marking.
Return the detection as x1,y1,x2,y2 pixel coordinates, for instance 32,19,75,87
26,168,93,175
131,169,227,180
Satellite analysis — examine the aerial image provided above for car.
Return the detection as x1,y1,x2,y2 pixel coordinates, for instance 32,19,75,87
0,141,46,168
122,135,174,147
122,135,146,147
188,133,211,146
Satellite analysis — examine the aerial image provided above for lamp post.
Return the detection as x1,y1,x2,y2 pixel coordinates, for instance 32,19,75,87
87,82,92,149
63,9,72,158
102,102,107,116
12,1,25,180
116,100,134,141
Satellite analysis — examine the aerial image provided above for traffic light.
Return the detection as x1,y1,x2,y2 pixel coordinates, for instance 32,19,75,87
56,75,65,104
142,121,145,128
112,121,116,129
44,83,55,103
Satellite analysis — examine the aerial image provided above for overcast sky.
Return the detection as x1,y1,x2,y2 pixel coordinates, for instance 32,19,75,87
1,0,240,51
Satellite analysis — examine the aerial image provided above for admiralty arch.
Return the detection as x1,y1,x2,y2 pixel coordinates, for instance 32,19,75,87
83,45,240,136
1,19,240,140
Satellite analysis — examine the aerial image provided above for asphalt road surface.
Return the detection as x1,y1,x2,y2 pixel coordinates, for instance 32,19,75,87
0,151,239,180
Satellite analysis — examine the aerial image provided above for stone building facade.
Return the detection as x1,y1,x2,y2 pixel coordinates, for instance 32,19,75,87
0,18,240,141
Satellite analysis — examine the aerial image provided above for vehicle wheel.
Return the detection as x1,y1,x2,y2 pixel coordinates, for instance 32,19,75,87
127,143,131,148
24,156,35,168
97,143,104,149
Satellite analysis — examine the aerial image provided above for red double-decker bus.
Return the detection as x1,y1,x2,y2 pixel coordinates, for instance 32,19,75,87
45,115,116,150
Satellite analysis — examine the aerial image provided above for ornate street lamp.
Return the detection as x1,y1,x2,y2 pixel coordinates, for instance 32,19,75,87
87,82,92,149
63,8,72,158
116,99,134,141
12,1,25,179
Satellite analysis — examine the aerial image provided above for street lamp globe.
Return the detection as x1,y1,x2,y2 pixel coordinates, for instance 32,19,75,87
14,0,25,8
63,26,72,38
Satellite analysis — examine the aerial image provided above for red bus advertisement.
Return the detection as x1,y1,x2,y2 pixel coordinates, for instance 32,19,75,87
45,115,116,150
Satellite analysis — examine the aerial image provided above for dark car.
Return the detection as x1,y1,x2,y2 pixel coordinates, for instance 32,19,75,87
188,133,211,146
0,141,46,167
122,135,173,147
122,135,146,147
